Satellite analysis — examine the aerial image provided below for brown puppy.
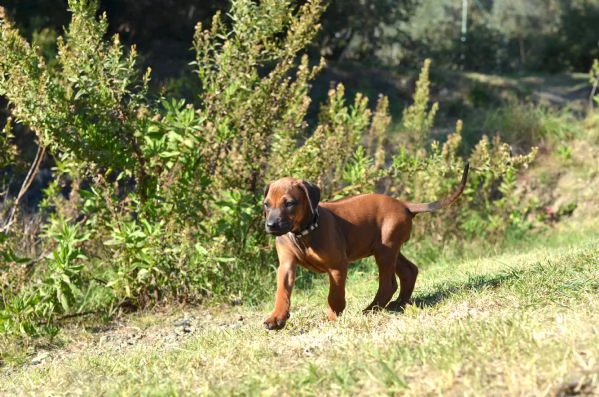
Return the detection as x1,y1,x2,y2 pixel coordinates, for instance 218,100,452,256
263,164,469,330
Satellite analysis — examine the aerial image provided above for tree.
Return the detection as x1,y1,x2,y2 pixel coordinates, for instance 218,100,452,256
310,0,416,62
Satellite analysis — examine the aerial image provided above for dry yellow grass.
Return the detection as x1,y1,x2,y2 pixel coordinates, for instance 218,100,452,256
1,225,597,396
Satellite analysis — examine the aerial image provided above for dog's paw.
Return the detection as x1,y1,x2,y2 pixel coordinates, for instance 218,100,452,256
362,304,385,315
263,312,289,330
385,300,410,313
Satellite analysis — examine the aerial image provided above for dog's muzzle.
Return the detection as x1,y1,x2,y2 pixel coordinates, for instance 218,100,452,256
265,220,291,236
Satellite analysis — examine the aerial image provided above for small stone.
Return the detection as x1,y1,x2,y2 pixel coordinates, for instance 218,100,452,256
303,347,315,356
126,333,142,345
174,318,192,327
31,351,49,365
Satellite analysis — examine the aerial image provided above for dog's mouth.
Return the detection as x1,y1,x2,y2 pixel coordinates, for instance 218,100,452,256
266,230,286,237
265,223,292,236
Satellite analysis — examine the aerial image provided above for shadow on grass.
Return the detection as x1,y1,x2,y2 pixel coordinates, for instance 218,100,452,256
388,269,521,312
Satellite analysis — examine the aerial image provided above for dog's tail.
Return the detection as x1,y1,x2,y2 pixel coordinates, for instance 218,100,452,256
406,163,469,215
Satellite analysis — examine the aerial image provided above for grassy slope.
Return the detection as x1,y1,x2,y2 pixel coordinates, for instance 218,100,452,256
1,223,597,396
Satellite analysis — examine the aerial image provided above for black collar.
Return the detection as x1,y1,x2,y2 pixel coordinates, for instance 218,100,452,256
290,208,319,238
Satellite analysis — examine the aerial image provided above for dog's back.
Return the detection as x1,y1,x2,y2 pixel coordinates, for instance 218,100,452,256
320,194,414,261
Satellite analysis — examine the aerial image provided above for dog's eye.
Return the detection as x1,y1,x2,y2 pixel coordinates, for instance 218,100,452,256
263,202,270,209
285,200,297,208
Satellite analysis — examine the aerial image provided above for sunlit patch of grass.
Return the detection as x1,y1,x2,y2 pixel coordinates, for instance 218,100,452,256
1,229,597,396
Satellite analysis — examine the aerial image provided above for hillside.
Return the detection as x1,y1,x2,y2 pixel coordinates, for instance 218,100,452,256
2,222,597,396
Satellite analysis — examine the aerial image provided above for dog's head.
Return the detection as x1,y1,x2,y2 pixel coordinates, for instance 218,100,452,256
263,177,320,236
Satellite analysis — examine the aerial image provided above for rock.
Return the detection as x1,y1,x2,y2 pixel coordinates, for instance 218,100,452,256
31,351,50,365
174,318,192,327
230,298,243,306
99,335,112,344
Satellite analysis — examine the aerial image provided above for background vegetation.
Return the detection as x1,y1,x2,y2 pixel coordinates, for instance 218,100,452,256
0,1,598,386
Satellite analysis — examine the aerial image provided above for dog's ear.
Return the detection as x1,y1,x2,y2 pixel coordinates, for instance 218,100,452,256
300,181,321,216
263,183,270,199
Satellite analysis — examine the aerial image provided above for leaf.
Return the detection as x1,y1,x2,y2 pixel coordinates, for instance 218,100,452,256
137,268,150,281
159,150,181,158
215,257,236,263
57,288,70,312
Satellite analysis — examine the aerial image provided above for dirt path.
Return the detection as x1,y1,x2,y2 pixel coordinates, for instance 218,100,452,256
4,305,260,370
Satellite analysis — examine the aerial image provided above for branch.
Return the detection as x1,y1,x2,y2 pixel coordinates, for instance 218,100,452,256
0,143,46,233
589,80,598,111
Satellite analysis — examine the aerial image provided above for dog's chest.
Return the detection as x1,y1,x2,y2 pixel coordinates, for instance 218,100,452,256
297,251,329,273
286,237,342,273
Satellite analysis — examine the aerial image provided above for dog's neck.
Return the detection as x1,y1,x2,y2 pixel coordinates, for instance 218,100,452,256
290,207,320,238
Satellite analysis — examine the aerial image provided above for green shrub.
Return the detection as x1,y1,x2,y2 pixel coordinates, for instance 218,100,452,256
399,58,438,150
476,100,583,151
1,215,88,337
388,123,537,245
0,117,16,172
383,62,538,246
0,1,153,198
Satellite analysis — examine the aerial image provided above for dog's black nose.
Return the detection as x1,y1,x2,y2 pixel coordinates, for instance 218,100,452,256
266,218,288,235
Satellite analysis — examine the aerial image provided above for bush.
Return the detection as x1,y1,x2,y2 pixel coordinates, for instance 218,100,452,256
370,61,538,247
474,100,583,152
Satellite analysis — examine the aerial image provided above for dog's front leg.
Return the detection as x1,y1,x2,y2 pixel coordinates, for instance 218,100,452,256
264,256,297,330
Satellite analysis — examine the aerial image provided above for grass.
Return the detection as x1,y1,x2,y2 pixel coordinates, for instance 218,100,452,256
1,223,597,396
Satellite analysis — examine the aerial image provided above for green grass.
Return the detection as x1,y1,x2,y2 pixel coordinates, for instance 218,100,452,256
1,224,598,396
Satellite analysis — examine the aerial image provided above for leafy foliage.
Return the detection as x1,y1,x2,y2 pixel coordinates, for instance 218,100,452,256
399,0,599,72
0,117,17,170
399,58,438,150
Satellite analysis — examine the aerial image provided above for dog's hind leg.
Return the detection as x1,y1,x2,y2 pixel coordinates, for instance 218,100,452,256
326,266,348,320
363,248,399,312
387,252,419,311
